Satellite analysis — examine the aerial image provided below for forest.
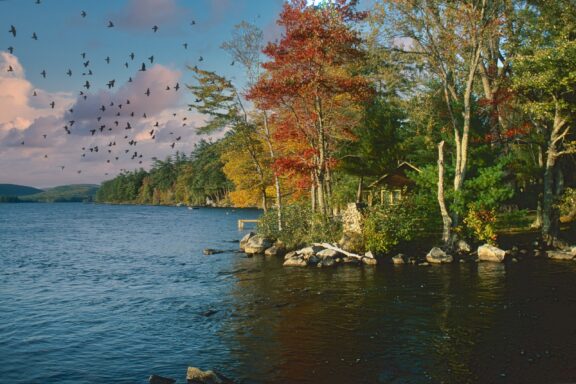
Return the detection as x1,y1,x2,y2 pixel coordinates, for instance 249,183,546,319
96,0,576,253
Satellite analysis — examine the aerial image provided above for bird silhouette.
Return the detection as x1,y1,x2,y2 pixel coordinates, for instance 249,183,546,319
32,32,38,40
199,56,203,62
191,20,196,25
107,21,114,28
9,25,16,37
183,43,188,49
50,101,55,109
129,52,135,60
174,83,180,91
7,46,14,54
7,65,13,72
105,56,110,64
107,79,115,88
152,25,158,32
83,80,90,89
83,60,90,67
81,10,86,17
66,69,72,76
40,70,46,78
148,55,154,64
145,88,151,96
139,63,146,71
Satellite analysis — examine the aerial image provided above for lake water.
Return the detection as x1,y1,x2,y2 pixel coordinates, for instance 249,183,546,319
1,203,575,384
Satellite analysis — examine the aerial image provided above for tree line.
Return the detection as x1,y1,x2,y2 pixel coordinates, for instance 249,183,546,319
100,0,575,250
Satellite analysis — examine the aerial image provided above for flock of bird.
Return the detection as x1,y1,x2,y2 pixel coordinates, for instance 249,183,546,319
2,0,217,178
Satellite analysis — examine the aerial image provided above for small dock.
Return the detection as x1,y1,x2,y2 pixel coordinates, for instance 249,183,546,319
238,219,259,230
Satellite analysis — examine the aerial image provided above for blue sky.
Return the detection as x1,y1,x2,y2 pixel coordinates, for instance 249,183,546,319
0,0,285,187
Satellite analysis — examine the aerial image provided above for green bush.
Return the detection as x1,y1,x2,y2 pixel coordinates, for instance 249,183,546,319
363,197,423,254
257,204,342,250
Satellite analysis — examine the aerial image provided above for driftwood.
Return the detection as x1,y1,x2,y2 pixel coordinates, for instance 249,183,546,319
312,243,367,260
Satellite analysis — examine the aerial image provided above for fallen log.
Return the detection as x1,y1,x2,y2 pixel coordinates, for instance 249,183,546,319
312,243,366,260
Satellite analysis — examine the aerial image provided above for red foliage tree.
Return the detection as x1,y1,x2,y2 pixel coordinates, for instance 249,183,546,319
247,0,372,215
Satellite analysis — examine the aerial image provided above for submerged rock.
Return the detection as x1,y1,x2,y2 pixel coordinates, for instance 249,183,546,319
392,254,406,265
317,257,336,267
426,247,453,264
477,244,507,262
203,248,224,255
547,250,575,261
283,257,307,267
149,374,176,384
264,245,285,257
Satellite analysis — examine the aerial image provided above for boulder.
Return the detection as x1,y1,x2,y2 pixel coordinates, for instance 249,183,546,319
316,248,340,259
243,235,273,255
186,367,229,384
547,250,575,261
455,239,471,254
149,375,176,384
296,245,324,258
362,257,377,265
317,257,336,267
239,232,256,251
392,254,405,265
307,255,320,266
477,244,507,262
426,247,453,264
364,251,375,259
342,256,360,264
283,257,307,267
264,245,285,257
284,251,298,260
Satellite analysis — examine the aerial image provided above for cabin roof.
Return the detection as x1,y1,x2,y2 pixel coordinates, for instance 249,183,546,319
368,162,421,189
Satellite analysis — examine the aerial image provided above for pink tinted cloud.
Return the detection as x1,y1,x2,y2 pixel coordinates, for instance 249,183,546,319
113,0,188,30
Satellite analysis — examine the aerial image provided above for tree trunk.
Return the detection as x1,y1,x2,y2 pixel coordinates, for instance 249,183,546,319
437,141,452,244
263,112,283,231
356,176,364,203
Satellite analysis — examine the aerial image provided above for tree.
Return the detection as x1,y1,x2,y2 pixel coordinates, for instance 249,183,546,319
512,0,576,246
372,0,500,245
248,0,372,217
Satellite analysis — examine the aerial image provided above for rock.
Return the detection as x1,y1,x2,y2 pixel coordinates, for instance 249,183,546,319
264,245,285,257
307,255,320,266
239,232,256,251
317,257,336,267
426,247,453,264
186,367,226,384
391,254,405,265
364,251,375,259
283,257,307,267
547,250,575,261
296,245,324,258
243,235,273,255
316,248,340,259
284,251,297,260
149,374,176,384
418,262,430,266
203,248,224,255
342,256,360,264
362,257,377,265
456,239,471,253
477,244,507,262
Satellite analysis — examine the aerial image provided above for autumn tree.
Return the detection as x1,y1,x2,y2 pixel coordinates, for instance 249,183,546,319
248,0,372,217
372,0,500,244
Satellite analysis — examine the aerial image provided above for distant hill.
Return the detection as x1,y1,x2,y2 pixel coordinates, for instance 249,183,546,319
21,184,99,203
0,184,44,197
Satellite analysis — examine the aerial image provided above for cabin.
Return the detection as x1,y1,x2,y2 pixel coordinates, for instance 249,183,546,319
364,162,421,206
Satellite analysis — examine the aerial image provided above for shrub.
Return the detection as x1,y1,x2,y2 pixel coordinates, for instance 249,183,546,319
363,197,422,254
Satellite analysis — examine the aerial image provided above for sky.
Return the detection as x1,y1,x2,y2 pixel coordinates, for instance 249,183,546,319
0,0,287,188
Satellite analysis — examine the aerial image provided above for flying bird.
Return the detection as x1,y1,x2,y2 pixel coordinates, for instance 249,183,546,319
107,79,115,88
145,88,151,96
81,10,86,17
152,25,158,32
139,63,146,71
9,25,16,37
148,55,154,64
66,69,72,76
105,56,110,64
40,70,46,78
7,65,13,72
183,43,188,49
50,101,55,109
107,21,114,28
174,83,180,91
191,20,196,25
32,32,38,40
129,52,135,60
7,46,14,54
83,80,90,89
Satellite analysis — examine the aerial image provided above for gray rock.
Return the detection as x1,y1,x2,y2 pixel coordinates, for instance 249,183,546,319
284,251,297,260
283,257,307,267
362,257,377,265
477,244,506,262
243,235,273,254
547,250,575,261
307,255,320,265
456,239,471,253
392,254,405,265
149,375,176,384
426,247,453,264
239,232,256,251
317,257,336,267
297,245,325,257
316,248,340,259
342,256,360,264
264,245,285,257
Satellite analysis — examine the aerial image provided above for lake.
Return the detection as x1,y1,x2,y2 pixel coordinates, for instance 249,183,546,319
1,203,575,383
